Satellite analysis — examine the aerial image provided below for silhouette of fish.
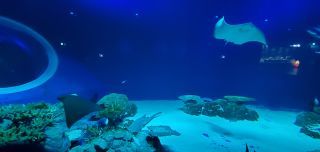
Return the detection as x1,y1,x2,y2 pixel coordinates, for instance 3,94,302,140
58,94,100,128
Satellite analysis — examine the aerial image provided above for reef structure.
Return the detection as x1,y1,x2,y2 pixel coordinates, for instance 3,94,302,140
179,95,259,121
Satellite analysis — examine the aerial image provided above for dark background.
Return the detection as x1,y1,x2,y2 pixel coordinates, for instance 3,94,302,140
0,0,319,110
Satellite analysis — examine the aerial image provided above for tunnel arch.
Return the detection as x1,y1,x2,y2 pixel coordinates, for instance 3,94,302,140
0,16,58,94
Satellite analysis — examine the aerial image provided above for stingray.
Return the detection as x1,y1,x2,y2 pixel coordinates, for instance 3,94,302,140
58,94,100,128
214,17,267,46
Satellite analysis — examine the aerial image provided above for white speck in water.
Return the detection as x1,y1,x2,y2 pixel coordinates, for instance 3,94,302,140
121,80,127,84
99,53,104,58
60,42,66,46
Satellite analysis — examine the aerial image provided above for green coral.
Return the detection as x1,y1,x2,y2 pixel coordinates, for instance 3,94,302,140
0,103,60,146
97,93,137,126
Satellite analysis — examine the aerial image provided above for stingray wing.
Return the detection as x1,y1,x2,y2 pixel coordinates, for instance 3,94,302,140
58,94,99,128
214,17,267,46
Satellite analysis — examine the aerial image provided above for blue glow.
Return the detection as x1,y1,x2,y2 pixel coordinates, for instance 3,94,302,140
0,16,58,94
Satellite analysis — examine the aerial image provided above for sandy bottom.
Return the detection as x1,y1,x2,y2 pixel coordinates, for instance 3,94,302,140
130,100,320,152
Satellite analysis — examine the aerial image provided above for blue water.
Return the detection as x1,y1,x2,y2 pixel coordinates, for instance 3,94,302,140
0,0,319,109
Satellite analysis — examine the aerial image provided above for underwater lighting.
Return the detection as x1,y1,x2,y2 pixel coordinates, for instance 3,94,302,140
0,16,58,94
98,53,104,58
60,42,66,46
290,44,301,48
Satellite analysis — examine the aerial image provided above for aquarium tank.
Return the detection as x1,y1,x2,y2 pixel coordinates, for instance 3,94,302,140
0,1,320,152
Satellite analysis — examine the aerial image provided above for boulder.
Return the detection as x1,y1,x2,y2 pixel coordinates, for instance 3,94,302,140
178,95,204,104
65,129,84,142
223,96,255,104
97,93,137,126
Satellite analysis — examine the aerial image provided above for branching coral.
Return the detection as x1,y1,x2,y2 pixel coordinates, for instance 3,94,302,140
0,103,61,146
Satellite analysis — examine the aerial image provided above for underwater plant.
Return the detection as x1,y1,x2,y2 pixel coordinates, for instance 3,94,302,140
97,93,137,126
0,103,61,146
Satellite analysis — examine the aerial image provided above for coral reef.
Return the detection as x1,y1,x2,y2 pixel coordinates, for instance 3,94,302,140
0,93,179,152
179,95,259,121
97,93,137,126
0,103,62,146
295,112,320,139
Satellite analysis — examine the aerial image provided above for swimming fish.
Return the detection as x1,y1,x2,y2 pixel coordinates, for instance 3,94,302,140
307,26,320,40
214,17,267,46
314,97,319,106
58,94,100,128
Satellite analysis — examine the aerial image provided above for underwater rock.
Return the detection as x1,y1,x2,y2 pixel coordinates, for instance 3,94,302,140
223,96,256,105
295,112,320,139
134,131,159,152
147,125,181,137
128,112,162,134
97,93,137,126
295,112,320,127
146,135,166,152
314,106,320,114
69,143,95,152
69,129,157,152
91,138,108,151
202,97,214,102
44,103,70,152
179,102,204,116
178,95,204,104
66,129,84,142
300,125,320,139
180,97,259,121
218,101,259,121
44,122,70,152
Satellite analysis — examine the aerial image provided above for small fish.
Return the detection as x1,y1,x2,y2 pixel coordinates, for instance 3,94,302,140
98,118,109,127
314,97,319,106
121,80,127,84
202,133,209,138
